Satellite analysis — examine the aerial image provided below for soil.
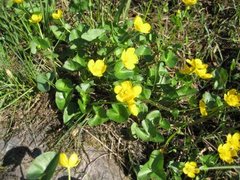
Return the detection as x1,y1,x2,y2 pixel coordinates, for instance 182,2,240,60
0,94,128,180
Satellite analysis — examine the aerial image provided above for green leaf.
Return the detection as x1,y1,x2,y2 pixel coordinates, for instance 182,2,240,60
78,99,87,113
146,110,161,125
138,150,166,180
26,152,59,180
131,120,164,143
213,68,228,90
131,122,150,141
63,60,82,71
114,62,134,80
72,54,86,67
88,106,108,126
176,85,197,97
162,50,177,68
135,46,152,56
36,72,54,92
55,79,73,92
63,102,79,124
81,29,105,41
107,103,129,123
159,118,171,130
55,91,71,111
141,88,151,99
69,29,81,41
50,25,65,40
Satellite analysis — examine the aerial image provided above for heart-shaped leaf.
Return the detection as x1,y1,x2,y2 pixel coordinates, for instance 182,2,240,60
88,106,108,126
107,103,129,123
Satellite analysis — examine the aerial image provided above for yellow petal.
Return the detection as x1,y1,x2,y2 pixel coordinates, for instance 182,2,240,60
59,153,69,168
68,153,80,168
114,85,122,94
140,23,151,33
133,85,142,97
128,103,139,116
134,16,143,31
88,59,95,72
199,73,213,79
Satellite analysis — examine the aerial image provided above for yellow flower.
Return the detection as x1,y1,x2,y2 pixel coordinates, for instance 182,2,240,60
183,161,200,178
179,64,194,74
13,0,24,3
88,59,107,77
121,48,139,70
59,153,80,168
134,16,151,34
199,99,207,117
29,14,43,24
52,9,63,20
182,0,197,6
218,143,237,164
224,89,240,107
185,59,213,79
226,132,240,151
114,81,142,116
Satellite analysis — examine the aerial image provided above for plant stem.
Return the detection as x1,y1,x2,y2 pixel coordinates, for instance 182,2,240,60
67,167,71,180
37,23,44,39
200,165,240,171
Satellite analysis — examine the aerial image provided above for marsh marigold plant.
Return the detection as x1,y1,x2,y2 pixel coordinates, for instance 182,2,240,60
183,161,200,178
180,59,213,79
224,89,240,107
218,132,240,164
52,9,63,20
121,48,139,70
182,0,197,6
114,81,142,116
88,59,107,77
134,16,151,34
29,14,42,24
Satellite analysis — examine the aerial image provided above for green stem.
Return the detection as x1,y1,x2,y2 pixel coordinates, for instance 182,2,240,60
144,0,153,19
67,167,71,180
200,165,240,171
37,23,44,39
164,128,180,147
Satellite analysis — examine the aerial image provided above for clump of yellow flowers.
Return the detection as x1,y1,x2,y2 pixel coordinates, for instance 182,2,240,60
180,59,213,79
29,14,43,24
224,89,240,107
114,81,142,116
218,132,240,164
183,161,200,178
88,59,107,77
13,0,24,3
182,0,197,6
52,9,63,20
134,16,151,34
121,48,139,70
59,152,80,180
